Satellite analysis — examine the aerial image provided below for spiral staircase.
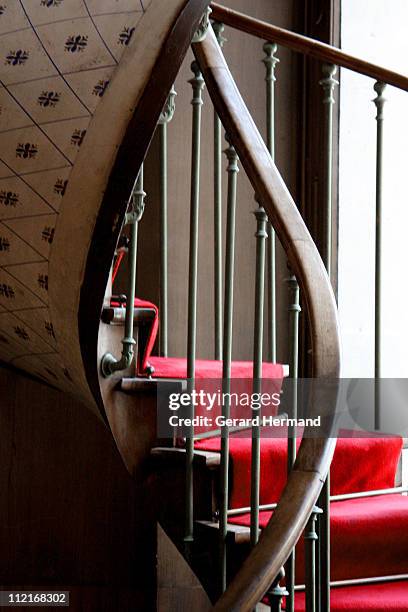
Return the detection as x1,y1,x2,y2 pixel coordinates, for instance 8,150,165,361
0,1,407,610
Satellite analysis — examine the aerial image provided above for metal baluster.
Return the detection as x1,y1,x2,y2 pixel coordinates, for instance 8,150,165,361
219,137,239,593
250,205,268,548
212,21,226,361
266,567,289,612
318,61,338,612
305,507,322,612
101,167,146,377
373,81,386,431
319,63,338,278
285,272,301,612
263,42,279,363
315,513,322,612
185,61,205,559
158,86,177,357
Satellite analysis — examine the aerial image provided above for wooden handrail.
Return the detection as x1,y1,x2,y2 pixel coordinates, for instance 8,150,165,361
211,3,408,91
193,28,341,612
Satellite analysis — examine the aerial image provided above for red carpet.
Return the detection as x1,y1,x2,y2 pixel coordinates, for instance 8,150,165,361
196,434,407,606
149,355,284,381
292,581,408,611
195,435,402,508
229,494,408,581
151,357,284,436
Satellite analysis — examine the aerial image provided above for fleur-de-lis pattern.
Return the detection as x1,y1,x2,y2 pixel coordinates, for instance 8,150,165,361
0,237,10,251
0,0,150,388
38,91,61,108
44,321,55,338
71,129,86,147
41,0,63,6
5,50,29,66
41,226,55,244
0,191,19,207
53,179,67,196
37,274,48,291
118,27,135,46
14,325,29,341
16,143,38,159
93,79,109,97
0,284,14,299
65,35,88,53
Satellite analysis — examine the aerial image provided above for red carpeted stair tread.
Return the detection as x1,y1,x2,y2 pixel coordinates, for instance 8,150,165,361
196,435,405,583
229,494,408,581
292,581,408,611
195,436,402,508
149,356,284,380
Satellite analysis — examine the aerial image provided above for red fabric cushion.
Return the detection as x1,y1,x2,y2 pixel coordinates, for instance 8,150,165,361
231,494,408,581
292,581,408,611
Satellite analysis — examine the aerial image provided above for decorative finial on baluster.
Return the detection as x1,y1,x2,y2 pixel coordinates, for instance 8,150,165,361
192,6,212,43
189,61,205,106
212,20,226,47
127,167,146,224
158,84,177,125
266,566,289,611
224,133,239,173
253,205,268,238
373,81,386,120
262,41,279,83
319,63,339,104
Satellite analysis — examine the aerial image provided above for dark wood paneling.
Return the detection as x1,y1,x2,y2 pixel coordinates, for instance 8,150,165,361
0,366,155,611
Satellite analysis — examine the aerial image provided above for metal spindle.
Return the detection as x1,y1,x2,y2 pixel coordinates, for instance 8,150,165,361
158,86,177,357
101,167,145,377
250,205,268,548
318,61,338,612
305,507,321,612
285,272,301,612
212,21,226,361
319,63,338,278
373,81,386,431
185,61,205,558
219,137,239,593
263,41,279,363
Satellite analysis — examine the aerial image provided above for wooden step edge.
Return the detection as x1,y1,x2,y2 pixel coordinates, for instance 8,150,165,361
122,364,288,393
121,377,187,393
150,446,221,468
195,519,250,545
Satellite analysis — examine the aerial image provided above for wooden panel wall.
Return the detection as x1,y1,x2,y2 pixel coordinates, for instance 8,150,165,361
0,366,156,611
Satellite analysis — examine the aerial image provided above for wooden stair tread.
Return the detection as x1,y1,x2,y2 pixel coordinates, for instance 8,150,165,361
151,446,221,468
121,377,187,393
195,519,251,545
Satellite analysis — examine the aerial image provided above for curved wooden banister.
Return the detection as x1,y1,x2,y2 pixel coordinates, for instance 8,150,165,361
193,28,341,611
211,3,408,91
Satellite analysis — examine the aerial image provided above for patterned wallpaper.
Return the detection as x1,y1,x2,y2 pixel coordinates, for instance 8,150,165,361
0,0,150,391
